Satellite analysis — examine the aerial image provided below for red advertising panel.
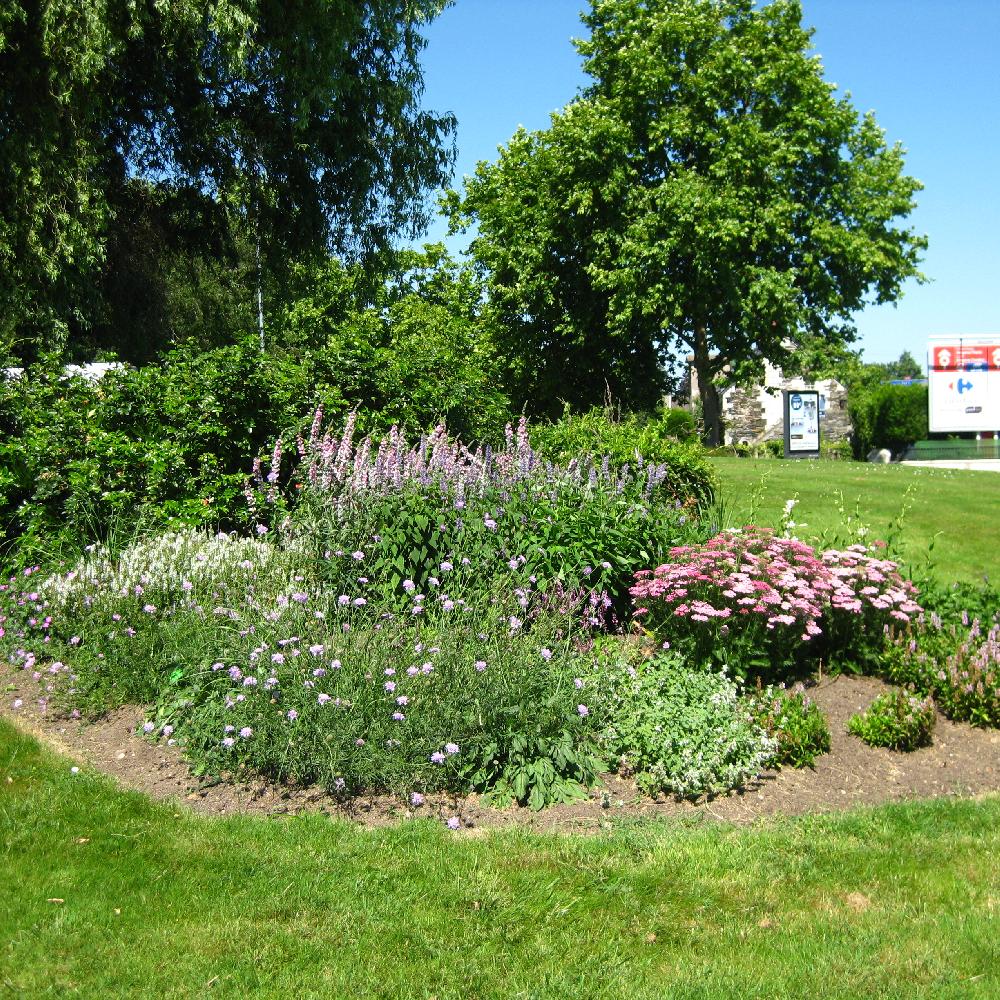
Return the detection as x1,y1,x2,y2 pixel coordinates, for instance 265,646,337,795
931,343,999,371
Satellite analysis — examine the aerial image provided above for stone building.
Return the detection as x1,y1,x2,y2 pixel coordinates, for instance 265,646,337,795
690,360,851,446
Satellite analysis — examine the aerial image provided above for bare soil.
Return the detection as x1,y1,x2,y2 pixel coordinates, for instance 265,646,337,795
3,669,998,832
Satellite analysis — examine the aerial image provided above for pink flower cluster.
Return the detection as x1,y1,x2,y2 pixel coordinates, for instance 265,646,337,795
631,528,920,644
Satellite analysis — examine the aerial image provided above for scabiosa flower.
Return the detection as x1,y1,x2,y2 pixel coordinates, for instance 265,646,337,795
444,742,459,755
291,592,309,604
142,604,156,614
430,751,446,764
392,712,406,721
577,704,589,717
256,523,269,535
385,681,396,692
352,551,365,561
440,561,453,572
309,644,324,656
540,648,553,661
331,659,342,670
313,667,326,677
286,709,298,721
474,660,487,672
410,792,425,807
142,721,155,733
396,695,409,706
402,579,416,593
221,736,235,748
333,777,346,791
239,726,253,739
338,595,350,606
317,693,332,705
162,725,174,737
12,698,23,709
574,678,584,689
446,817,461,830
407,665,419,677
271,653,285,665
225,725,236,733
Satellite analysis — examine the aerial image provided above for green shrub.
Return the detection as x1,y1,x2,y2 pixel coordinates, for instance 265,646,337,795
596,652,775,798
747,684,831,768
530,405,717,507
847,689,935,751
849,383,928,458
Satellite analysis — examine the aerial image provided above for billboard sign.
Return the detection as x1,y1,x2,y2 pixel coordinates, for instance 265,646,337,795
783,389,820,457
928,337,1000,432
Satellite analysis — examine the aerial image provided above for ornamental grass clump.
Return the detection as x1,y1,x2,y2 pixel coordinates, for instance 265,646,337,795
848,689,936,751
596,651,775,798
630,528,921,680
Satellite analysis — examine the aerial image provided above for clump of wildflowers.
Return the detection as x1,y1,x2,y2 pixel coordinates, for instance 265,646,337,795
885,611,1000,728
630,528,921,679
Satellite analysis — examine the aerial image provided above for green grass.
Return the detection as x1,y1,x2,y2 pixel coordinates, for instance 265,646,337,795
711,457,1000,585
2,719,997,998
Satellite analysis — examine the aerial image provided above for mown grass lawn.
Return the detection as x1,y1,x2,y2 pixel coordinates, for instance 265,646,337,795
711,457,1000,586
1,720,997,999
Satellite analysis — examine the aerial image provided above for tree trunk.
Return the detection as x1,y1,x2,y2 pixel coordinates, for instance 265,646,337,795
693,332,724,446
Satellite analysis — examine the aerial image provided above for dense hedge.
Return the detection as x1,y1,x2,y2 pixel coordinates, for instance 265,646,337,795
529,405,716,507
0,338,509,566
849,383,928,458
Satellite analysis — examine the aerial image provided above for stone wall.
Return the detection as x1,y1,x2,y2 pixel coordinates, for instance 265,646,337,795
689,359,852,445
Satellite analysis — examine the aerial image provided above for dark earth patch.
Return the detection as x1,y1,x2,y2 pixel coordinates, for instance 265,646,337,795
3,668,998,831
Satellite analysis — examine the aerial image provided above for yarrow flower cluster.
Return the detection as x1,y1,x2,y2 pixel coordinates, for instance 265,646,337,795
630,528,921,671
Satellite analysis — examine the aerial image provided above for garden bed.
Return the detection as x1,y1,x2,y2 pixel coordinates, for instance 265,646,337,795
4,668,997,831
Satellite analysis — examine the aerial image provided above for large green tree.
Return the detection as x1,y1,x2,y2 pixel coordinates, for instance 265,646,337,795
451,0,926,440
0,0,455,361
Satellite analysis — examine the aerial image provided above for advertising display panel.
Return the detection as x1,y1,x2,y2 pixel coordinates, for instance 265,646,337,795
927,337,1000,433
783,389,820,457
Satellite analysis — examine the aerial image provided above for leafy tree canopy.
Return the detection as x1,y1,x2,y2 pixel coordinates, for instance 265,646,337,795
450,0,926,440
1,0,456,360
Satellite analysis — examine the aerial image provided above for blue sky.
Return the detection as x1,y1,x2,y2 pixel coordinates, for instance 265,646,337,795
417,0,1000,369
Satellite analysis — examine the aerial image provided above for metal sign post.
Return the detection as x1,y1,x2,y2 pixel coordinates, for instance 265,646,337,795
783,389,821,458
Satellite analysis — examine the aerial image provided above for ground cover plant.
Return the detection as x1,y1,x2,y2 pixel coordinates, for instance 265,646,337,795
1,721,998,999
848,690,936,751
595,651,776,797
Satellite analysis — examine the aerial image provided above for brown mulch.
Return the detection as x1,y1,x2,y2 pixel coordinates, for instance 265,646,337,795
2,668,998,832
